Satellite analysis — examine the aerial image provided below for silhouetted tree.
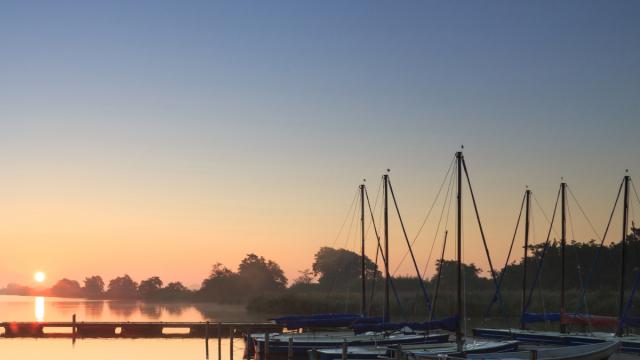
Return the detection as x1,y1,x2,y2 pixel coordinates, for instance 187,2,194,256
106,275,138,299
429,260,490,291
199,263,242,302
51,279,84,298
138,276,163,299
83,275,105,298
312,247,380,289
159,281,191,300
238,253,287,293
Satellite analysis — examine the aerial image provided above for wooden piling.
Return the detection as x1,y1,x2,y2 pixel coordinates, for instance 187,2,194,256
264,332,270,360
341,339,347,360
218,322,222,360
287,336,293,360
230,327,234,360
205,321,210,359
530,350,538,360
72,314,76,337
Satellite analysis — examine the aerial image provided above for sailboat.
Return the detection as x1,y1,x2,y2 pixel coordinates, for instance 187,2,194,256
473,174,640,353
431,340,621,360
309,151,522,360
248,179,450,360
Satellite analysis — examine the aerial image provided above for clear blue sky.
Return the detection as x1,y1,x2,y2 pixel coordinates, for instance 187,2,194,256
0,1,639,286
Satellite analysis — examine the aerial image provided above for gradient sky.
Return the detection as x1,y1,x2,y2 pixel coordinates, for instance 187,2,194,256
1,1,639,288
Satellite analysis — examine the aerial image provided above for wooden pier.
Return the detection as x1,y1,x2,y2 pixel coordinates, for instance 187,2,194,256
0,321,282,338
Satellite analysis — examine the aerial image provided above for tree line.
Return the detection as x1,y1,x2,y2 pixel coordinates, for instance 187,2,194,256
1,228,638,313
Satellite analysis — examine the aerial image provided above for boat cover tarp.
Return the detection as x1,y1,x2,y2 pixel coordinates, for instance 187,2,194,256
521,312,561,323
623,316,640,327
351,315,459,333
561,313,619,328
270,313,383,329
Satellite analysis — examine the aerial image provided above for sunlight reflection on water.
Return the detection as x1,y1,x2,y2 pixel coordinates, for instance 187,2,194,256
35,296,45,322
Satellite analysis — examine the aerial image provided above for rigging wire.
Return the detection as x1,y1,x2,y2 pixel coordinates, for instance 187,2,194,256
413,156,456,242
461,157,509,324
524,186,561,314
388,178,433,312
533,194,560,240
392,156,456,274
567,186,603,242
573,178,624,316
483,190,526,319
331,189,360,247
421,165,456,279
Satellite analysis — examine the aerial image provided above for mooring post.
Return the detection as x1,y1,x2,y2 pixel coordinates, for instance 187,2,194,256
72,314,77,345
530,349,538,360
246,331,252,360
341,339,347,360
287,336,293,360
265,332,270,360
205,321,210,360
218,322,222,360
230,327,235,360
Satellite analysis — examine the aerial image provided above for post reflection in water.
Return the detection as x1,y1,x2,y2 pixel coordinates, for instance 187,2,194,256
35,296,45,322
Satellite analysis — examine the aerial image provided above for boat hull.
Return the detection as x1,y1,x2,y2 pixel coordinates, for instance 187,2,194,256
253,333,449,360
472,328,640,354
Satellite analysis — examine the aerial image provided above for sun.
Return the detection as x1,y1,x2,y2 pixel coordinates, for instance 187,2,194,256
34,271,46,283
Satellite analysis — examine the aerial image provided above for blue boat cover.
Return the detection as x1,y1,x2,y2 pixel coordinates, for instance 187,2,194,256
624,316,640,327
351,315,459,333
521,312,561,323
270,313,383,329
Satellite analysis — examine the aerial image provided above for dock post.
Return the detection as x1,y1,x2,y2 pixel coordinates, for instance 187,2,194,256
205,321,210,360
230,327,235,360
530,350,537,360
287,336,293,360
218,322,222,360
341,339,347,360
246,331,252,360
72,314,77,345
265,332,270,360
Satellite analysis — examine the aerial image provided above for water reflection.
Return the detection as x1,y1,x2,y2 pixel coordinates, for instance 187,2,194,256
35,297,45,322
139,303,162,319
0,295,266,322
84,300,104,318
107,301,136,318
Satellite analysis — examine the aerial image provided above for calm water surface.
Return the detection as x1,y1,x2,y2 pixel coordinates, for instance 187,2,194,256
0,295,265,359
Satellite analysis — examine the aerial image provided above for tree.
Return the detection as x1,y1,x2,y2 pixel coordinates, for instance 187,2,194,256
237,253,287,293
312,247,380,288
138,276,163,299
160,282,191,300
199,263,242,302
106,275,138,299
429,260,489,291
51,279,83,298
83,275,105,298
293,269,315,286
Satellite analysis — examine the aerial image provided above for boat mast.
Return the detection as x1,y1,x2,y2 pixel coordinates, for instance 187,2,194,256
455,151,463,349
560,181,567,333
383,172,390,323
521,188,531,330
360,183,366,316
617,173,630,336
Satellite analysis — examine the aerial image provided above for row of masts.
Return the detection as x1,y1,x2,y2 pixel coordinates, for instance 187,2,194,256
354,151,633,342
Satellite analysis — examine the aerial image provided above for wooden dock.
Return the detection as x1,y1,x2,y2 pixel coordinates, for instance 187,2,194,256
0,321,282,338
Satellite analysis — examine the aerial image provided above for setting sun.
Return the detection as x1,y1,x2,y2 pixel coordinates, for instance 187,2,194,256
34,271,46,283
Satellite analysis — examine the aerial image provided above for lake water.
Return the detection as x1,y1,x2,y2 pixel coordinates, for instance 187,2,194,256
0,295,266,359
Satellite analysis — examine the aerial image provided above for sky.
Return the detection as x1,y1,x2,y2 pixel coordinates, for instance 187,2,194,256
1,1,639,289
